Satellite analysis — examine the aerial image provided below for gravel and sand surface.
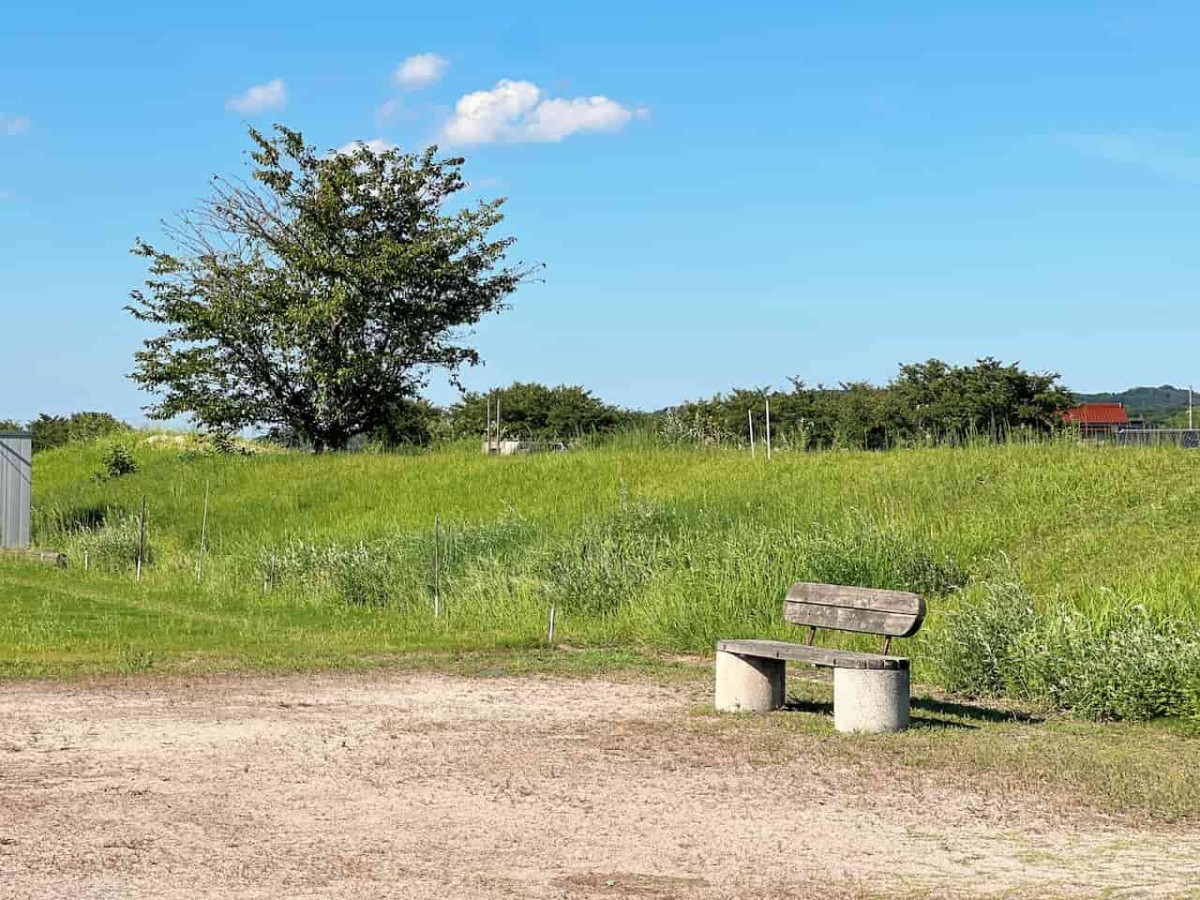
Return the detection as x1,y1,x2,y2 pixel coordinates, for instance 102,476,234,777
1,671,1196,898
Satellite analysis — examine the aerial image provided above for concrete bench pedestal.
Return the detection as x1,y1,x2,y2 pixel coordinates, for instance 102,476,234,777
833,667,910,733
714,649,784,712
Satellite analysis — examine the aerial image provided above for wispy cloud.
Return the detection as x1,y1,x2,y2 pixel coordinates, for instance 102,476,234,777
441,79,647,145
375,97,403,124
394,53,449,91
225,79,287,115
0,114,31,137
1063,131,1200,184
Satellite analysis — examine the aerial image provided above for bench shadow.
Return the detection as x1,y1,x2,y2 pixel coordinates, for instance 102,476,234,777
912,697,1042,725
908,715,977,731
786,699,977,730
783,697,833,716
783,696,1028,731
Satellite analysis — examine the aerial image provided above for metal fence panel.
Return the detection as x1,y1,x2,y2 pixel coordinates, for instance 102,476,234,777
1114,428,1200,449
0,432,32,548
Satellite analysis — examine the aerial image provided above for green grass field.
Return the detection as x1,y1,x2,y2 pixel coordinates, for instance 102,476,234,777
3,438,1199,720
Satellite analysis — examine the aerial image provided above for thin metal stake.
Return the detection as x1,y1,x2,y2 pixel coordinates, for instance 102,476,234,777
136,496,147,582
748,409,755,458
547,604,557,645
196,480,210,584
434,514,441,618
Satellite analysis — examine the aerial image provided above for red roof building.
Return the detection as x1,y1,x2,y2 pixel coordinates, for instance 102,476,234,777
1063,403,1130,438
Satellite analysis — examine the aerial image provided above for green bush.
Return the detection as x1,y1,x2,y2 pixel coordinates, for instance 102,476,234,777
99,442,139,479
258,540,414,608
30,411,130,453
926,578,1200,721
1011,608,1200,721
33,503,112,541
448,382,631,442
537,503,681,618
923,578,1036,696
328,544,398,608
63,511,151,572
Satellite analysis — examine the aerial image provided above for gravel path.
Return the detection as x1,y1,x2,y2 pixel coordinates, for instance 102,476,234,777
1,671,1196,898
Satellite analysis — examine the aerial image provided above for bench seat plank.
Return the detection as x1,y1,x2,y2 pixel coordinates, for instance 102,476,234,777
717,639,910,671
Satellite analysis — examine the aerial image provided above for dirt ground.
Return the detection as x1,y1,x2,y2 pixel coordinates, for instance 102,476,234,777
1,671,1197,899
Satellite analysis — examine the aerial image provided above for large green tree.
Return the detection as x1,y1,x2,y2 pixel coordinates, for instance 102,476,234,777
128,125,534,451
890,357,1072,439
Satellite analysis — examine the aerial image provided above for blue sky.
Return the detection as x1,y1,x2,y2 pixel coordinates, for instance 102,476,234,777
3,2,1200,422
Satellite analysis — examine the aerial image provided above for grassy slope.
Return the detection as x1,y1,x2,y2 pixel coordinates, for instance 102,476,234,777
3,440,1199,682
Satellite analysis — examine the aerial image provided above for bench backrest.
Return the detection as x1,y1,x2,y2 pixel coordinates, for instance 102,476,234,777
783,582,925,639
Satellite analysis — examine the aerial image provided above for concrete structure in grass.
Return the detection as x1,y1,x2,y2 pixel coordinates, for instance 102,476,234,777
714,582,925,734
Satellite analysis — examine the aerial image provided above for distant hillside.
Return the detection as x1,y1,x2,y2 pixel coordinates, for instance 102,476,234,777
1076,385,1194,425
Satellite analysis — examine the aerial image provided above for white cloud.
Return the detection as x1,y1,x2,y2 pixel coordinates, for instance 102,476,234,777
0,114,31,136
336,138,397,156
394,53,449,91
521,96,642,142
442,80,540,144
441,79,645,145
375,97,403,123
225,79,287,115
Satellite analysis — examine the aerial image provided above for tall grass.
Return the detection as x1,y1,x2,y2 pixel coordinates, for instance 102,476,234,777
926,577,1200,720
7,437,1200,718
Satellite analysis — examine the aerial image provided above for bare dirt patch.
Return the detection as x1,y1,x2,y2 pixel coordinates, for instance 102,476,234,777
1,671,1196,899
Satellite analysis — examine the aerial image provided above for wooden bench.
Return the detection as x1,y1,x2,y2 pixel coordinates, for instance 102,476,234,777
714,582,926,732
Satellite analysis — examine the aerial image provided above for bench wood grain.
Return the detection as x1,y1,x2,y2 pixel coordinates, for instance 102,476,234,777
717,639,910,670
783,582,925,638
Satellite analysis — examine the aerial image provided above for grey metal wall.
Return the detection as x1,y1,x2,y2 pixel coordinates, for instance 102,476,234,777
0,432,32,549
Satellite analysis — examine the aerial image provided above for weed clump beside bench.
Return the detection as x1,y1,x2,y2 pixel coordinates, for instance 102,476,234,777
715,582,926,733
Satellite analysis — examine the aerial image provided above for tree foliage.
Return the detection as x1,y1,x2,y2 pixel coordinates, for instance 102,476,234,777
128,125,535,451
667,358,1073,449
890,357,1072,439
449,382,630,440
24,412,130,454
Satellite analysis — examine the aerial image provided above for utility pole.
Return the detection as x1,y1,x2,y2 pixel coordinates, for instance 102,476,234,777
1190,385,1194,431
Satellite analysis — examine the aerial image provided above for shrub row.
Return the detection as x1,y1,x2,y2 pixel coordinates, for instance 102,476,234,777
926,578,1200,721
